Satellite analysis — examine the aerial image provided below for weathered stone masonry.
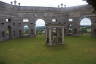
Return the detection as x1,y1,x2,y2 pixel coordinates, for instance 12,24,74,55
0,1,96,42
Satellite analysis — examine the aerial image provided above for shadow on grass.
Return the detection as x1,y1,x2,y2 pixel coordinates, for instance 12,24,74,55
0,61,6,64
45,43,68,51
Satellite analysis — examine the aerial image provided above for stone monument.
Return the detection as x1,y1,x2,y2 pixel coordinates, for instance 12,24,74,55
46,24,64,46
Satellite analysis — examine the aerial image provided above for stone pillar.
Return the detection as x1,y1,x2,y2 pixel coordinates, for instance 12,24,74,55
48,28,52,46
90,16,96,37
0,17,1,41
0,26,1,41
62,27,64,44
72,17,80,36
29,18,36,37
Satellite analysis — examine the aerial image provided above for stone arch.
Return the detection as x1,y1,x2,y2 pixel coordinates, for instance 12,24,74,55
80,16,92,24
23,25,30,36
67,23,73,36
67,17,80,36
35,19,46,35
35,19,45,27
80,18,91,26
80,17,92,35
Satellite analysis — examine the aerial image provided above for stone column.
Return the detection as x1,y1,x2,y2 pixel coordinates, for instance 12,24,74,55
45,27,48,43
30,18,36,37
48,27,52,46
62,27,64,44
72,17,80,36
90,16,96,37
0,28,1,41
0,17,1,41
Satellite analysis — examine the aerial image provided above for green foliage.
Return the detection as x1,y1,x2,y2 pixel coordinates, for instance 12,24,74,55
0,35,96,64
36,26,45,35
80,26,91,33
24,26,29,34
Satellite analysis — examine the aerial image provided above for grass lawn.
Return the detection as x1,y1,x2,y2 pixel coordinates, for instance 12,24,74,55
0,35,96,64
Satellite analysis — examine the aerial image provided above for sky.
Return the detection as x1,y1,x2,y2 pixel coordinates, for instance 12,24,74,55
80,18,91,26
0,0,87,7
36,19,45,27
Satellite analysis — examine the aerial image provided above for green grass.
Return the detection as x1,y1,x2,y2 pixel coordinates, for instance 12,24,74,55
0,35,96,64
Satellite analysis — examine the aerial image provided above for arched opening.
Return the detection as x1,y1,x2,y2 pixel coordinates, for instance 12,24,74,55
2,31,5,38
80,18,91,36
7,26,12,39
35,19,45,35
23,25,30,36
73,28,77,34
67,24,73,36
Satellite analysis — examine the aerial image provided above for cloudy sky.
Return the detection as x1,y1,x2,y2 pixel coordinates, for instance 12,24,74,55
0,0,87,7
80,18,91,26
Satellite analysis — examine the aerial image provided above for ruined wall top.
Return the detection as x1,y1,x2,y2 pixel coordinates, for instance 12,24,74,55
19,5,93,13
0,1,93,13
